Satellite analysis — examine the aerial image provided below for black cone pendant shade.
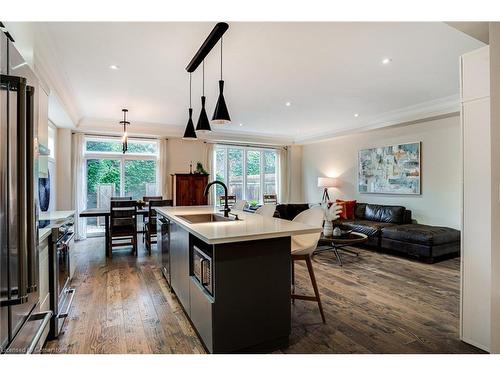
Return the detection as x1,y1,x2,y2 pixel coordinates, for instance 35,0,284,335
182,73,197,140
182,108,197,140
196,96,211,133
212,36,230,124
212,80,230,124
196,61,212,133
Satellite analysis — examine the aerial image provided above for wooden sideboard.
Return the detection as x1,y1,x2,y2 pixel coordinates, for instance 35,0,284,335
172,173,209,206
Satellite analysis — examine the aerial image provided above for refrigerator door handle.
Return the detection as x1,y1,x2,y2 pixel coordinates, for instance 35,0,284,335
0,73,29,304
26,85,37,293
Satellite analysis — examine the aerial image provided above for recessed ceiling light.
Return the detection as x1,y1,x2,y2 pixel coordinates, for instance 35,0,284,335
109,64,120,70
239,123,243,127
354,113,359,117
382,58,392,65
285,102,292,107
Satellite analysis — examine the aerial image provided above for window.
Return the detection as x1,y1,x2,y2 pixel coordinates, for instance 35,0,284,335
213,145,279,205
48,123,56,160
84,136,159,235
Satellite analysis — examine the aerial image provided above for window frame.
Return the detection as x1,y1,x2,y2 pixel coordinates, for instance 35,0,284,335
83,135,160,198
213,144,280,204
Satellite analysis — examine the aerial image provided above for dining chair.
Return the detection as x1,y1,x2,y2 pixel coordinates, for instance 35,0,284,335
142,196,163,236
109,200,137,257
255,204,276,217
232,200,247,211
290,206,325,323
143,196,162,202
219,195,236,207
263,194,278,205
145,199,171,255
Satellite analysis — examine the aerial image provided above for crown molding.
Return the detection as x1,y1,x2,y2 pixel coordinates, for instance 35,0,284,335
77,117,295,145
32,24,80,126
294,94,460,144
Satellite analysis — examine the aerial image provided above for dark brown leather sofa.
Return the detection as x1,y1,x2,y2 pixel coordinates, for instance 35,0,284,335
274,203,460,263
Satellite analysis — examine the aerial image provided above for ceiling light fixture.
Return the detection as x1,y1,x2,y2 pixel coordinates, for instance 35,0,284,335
354,113,359,117
195,60,212,133
382,58,392,65
182,73,197,140
285,101,292,107
211,36,231,125
239,123,243,127
109,64,120,70
119,109,130,153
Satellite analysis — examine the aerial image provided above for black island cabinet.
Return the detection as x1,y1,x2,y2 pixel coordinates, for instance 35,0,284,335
157,212,292,353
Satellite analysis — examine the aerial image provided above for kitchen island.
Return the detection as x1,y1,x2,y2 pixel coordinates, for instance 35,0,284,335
155,205,321,353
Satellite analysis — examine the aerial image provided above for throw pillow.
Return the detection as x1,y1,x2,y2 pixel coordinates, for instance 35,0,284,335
336,199,357,220
336,201,348,220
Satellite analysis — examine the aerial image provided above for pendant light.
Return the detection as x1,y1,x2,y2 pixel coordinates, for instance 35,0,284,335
195,60,212,133
182,73,197,140
211,36,231,124
119,109,130,153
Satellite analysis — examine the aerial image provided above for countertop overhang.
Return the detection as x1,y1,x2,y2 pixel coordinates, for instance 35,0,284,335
39,210,75,241
155,206,321,245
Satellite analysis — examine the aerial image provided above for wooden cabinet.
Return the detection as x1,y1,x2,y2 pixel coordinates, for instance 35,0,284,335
173,174,209,206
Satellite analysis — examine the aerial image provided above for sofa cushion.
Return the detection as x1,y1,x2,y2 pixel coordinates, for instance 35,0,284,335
365,204,405,224
354,203,367,219
381,224,460,246
275,204,310,221
338,219,396,237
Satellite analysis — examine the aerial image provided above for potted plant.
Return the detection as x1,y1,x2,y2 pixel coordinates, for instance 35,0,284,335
195,162,208,175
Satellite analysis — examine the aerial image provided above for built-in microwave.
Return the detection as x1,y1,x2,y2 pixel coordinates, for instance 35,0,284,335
192,246,213,295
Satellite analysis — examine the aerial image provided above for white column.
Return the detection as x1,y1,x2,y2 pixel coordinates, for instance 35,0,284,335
461,45,491,352
489,22,500,354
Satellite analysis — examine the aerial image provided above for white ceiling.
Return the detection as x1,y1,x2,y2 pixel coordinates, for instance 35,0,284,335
9,22,484,143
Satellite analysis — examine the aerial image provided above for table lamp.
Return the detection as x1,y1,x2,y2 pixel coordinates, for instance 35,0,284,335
317,177,337,203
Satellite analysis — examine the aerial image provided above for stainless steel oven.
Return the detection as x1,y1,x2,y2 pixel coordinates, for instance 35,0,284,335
192,246,213,295
48,219,75,339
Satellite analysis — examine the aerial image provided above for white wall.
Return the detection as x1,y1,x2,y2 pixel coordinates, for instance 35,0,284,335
302,115,461,229
56,128,73,210
289,145,304,203
165,139,208,200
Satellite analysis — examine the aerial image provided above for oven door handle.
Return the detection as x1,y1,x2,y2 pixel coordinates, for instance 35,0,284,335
57,288,76,318
26,311,53,354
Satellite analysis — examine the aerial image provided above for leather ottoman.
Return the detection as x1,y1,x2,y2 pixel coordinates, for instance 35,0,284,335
381,224,460,262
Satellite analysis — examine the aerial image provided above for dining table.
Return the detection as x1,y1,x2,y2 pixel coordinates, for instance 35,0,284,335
79,205,149,257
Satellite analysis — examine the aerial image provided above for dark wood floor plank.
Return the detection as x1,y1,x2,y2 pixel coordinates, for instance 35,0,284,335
43,237,483,354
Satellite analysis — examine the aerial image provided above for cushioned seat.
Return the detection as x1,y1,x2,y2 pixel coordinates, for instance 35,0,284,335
339,220,396,237
381,224,460,246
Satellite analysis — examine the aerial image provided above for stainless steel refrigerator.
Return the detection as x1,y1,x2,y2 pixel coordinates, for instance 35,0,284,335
1,26,52,354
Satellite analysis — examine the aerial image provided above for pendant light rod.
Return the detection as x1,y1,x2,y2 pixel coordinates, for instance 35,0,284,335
186,22,229,73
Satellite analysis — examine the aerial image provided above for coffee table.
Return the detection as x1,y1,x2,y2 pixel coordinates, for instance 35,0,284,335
315,232,368,266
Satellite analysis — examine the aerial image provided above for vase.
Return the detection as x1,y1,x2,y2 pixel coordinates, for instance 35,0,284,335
323,220,333,237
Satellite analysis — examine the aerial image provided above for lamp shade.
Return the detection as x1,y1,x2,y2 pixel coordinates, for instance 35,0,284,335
211,80,231,124
196,96,212,133
182,108,197,140
317,177,337,188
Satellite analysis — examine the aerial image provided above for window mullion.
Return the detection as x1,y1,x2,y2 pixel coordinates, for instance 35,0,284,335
243,149,247,201
260,151,264,204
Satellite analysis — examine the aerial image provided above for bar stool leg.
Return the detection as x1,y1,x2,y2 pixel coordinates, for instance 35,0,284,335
305,255,326,323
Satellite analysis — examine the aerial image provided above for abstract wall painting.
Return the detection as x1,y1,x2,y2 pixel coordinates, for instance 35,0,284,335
358,142,421,195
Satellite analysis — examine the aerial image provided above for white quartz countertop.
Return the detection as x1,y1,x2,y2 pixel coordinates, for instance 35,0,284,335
39,210,75,241
39,227,51,241
155,206,321,245
39,210,75,221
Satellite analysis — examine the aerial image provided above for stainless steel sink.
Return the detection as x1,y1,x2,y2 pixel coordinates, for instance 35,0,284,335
177,213,238,224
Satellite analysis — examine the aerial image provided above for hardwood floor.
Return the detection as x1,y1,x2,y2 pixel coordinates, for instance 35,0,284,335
43,237,483,354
